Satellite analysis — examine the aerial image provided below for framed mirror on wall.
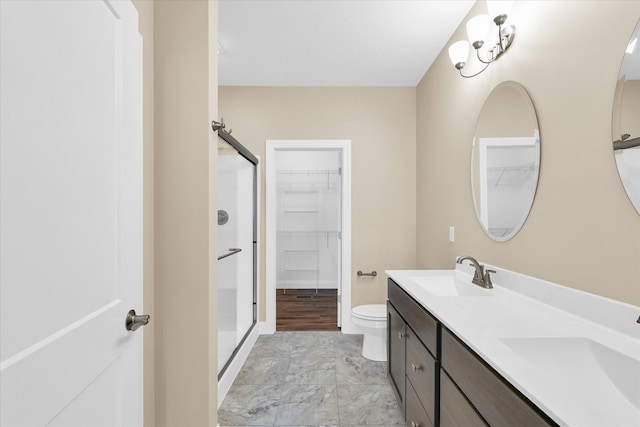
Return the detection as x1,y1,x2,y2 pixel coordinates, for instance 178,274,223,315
612,18,640,215
471,81,541,242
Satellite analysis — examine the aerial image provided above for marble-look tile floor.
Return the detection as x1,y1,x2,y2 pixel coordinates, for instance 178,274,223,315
218,332,404,426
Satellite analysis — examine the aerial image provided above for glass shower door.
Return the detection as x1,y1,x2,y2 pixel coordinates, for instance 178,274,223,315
217,134,257,378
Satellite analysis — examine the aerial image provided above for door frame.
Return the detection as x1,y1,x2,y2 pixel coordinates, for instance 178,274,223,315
265,140,353,334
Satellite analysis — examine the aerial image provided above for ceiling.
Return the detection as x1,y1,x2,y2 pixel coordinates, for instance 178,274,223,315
218,0,475,87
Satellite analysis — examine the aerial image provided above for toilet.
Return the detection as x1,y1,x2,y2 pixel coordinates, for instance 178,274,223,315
351,304,387,361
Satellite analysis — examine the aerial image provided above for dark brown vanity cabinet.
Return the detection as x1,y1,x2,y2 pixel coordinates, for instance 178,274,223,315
388,279,439,427
441,329,556,427
387,278,558,427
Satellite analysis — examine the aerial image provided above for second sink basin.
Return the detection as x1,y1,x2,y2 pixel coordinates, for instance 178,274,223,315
409,275,492,297
500,336,640,420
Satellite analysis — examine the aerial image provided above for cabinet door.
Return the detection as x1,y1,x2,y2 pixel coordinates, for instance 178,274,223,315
388,302,406,414
406,380,434,427
440,370,488,427
406,328,437,425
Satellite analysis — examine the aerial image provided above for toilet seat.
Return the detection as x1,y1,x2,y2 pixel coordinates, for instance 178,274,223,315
352,304,386,321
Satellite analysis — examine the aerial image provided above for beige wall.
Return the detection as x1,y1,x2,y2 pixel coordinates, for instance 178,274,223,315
208,3,219,424
417,1,640,305
154,1,218,426
219,87,417,318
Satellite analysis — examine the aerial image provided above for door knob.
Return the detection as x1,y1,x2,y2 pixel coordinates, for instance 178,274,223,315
126,309,150,332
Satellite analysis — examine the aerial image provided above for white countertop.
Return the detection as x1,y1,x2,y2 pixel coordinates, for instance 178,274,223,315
386,264,640,427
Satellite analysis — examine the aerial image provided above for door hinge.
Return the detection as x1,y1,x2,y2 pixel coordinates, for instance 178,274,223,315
338,231,342,240
338,167,342,176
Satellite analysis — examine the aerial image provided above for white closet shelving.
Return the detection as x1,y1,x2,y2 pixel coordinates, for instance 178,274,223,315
487,162,536,188
276,168,340,293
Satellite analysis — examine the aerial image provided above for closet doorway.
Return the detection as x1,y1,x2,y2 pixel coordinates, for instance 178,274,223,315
266,140,352,333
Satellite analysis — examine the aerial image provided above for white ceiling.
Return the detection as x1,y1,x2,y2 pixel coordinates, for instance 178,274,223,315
218,0,475,86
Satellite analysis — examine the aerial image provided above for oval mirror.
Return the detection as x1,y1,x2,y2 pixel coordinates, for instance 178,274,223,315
611,19,640,215
471,81,540,241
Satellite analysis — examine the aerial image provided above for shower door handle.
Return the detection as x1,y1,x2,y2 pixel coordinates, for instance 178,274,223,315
217,248,242,261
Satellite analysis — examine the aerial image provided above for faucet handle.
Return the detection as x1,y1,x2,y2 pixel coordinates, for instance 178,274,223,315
484,269,496,288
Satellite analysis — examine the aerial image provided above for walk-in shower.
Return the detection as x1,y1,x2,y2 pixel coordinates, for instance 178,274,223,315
215,122,258,405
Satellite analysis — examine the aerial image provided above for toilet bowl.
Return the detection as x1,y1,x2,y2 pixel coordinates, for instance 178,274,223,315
351,304,387,361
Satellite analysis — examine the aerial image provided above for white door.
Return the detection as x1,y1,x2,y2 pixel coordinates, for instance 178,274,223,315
0,1,144,426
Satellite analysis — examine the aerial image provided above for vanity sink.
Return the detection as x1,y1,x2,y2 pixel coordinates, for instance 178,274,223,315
387,266,640,426
500,337,640,413
409,276,491,297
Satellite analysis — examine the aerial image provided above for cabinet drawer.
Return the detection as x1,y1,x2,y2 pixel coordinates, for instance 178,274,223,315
406,379,434,427
388,279,438,355
441,329,556,427
440,370,488,427
406,329,436,423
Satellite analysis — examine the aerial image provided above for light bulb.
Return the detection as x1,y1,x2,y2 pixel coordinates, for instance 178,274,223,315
467,15,490,44
448,40,470,68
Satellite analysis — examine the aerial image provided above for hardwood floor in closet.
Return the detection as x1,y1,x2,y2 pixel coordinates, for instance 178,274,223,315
276,288,340,331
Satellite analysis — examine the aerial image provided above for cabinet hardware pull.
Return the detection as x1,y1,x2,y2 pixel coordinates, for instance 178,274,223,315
398,332,405,339
411,363,422,372
411,421,420,427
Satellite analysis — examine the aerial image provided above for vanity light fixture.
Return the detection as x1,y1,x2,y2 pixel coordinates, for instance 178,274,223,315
448,0,516,78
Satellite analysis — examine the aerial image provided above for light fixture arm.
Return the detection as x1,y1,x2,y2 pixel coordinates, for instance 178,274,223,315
497,20,507,51
497,21,515,58
475,22,515,65
476,45,495,65
458,62,491,78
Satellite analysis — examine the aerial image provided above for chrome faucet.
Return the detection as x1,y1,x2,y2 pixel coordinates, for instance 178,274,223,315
456,256,495,289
